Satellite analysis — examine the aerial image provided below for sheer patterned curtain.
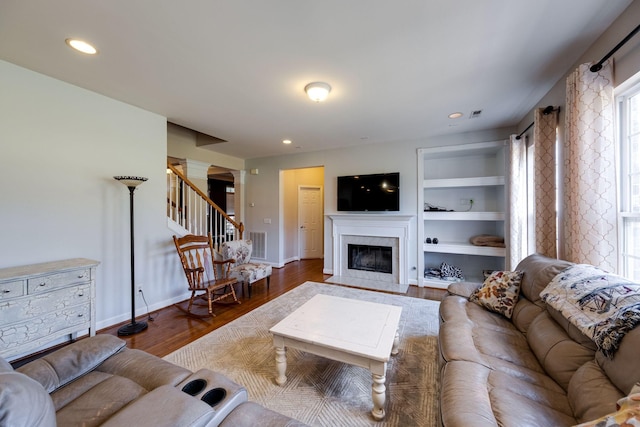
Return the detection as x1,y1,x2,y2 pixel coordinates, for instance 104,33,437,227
534,107,559,258
564,61,618,271
508,134,527,269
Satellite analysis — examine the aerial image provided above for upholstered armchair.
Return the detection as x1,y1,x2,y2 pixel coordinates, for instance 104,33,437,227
220,239,272,297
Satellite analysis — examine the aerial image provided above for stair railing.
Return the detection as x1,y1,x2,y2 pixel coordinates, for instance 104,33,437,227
167,163,243,251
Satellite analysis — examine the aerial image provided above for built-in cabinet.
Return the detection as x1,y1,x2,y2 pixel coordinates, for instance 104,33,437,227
417,140,508,288
0,258,99,359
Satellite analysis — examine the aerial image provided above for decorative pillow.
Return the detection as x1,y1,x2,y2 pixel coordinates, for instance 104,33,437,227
221,240,252,266
469,270,524,318
440,262,464,280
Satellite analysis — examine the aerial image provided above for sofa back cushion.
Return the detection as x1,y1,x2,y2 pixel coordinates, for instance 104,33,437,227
18,334,126,393
510,254,573,335
596,326,640,395
515,253,573,307
526,311,596,390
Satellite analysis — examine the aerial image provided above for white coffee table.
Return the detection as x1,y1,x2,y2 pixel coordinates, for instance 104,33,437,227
269,293,402,420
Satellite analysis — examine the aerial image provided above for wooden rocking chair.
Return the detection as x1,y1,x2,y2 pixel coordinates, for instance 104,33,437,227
173,233,240,316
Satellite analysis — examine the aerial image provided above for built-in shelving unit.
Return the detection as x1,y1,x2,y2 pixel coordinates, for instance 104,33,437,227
417,140,508,288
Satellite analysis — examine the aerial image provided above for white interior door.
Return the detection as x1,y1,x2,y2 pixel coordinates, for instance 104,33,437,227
298,185,323,259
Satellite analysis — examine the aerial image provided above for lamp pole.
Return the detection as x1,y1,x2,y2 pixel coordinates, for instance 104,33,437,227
114,176,148,336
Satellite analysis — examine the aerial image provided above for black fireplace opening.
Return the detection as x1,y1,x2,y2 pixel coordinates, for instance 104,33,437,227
348,244,392,274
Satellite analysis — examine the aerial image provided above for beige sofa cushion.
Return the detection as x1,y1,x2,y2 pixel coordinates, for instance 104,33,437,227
440,360,576,427
515,253,572,307
568,360,622,423
17,334,126,393
0,371,56,427
526,311,595,390
595,326,640,395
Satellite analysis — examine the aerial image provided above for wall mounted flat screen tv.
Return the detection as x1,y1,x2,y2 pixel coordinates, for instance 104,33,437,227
337,172,400,211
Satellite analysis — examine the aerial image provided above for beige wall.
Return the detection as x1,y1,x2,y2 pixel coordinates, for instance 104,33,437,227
282,167,325,263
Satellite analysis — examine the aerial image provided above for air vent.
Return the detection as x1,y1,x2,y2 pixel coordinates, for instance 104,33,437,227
469,110,482,119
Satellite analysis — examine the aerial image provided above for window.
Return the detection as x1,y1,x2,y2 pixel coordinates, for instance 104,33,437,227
617,80,640,281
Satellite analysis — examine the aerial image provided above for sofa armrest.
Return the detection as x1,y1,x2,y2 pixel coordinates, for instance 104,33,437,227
0,371,56,427
176,368,248,425
17,335,126,393
97,347,192,390
100,385,217,427
447,281,481,298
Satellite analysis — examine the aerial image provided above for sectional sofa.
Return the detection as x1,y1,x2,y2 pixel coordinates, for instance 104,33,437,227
438,253,640,426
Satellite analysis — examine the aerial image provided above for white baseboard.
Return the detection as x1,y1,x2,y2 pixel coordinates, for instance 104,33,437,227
97,291,191,330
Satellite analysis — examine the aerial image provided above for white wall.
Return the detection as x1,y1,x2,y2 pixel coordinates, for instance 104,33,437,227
0,60,189,331
245,128,515,283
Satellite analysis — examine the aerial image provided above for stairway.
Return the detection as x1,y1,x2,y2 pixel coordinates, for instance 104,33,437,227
167,163,243,251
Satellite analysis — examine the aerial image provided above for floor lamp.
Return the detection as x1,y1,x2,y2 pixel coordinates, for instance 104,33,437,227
114,176,148,336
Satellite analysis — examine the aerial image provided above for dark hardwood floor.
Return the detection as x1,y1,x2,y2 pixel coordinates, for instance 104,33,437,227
100,258,446,358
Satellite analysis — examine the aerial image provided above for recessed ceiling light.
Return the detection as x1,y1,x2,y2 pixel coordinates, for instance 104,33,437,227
448,112,463,119
65,38,98,55
282,139,292,144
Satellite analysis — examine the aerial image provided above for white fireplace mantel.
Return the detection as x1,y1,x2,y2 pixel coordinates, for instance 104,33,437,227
329,214,413,285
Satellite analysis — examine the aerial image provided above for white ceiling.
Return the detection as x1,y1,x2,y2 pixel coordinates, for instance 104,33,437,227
0,1,632,159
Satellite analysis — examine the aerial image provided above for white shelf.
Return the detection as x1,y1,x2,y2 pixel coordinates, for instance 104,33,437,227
423,242,505,257
423,276,486,288
417,140,508,288
423,176,504,188
422,211,504,221
421,277,453,289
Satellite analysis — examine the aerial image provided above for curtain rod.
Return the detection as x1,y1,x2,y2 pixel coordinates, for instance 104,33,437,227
590,23,640,72
515,106,557,140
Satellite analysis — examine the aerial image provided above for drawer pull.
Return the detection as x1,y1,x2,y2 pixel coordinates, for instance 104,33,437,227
77,314,84,318
78,292,84,297
2,290,10,294
39,283,47,287
77,274,85,279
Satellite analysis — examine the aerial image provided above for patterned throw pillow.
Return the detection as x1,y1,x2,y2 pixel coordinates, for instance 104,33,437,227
440,262,464,280
469,270,524,319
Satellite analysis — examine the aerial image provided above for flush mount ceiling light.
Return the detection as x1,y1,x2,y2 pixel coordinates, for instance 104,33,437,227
282,139,292,144
304,82,331,102
448,112,463,119
65,38,98,55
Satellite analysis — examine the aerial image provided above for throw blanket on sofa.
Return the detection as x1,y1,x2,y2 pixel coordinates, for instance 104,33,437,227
540,264,640,358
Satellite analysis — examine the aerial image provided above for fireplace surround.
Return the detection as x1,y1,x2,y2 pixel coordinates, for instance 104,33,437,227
328,214,412,287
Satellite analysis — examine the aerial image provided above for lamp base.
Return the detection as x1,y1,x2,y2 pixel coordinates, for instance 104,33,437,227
117,321,148,336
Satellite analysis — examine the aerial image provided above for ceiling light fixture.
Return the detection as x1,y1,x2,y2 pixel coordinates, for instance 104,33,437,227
304,82,331,102
448,112,463,119
282,139,292,144
65,38,98,55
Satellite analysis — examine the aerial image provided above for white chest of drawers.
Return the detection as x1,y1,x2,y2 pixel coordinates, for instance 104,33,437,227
0,258,99,359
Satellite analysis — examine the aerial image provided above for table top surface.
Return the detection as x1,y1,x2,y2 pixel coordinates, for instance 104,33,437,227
269,293,402,361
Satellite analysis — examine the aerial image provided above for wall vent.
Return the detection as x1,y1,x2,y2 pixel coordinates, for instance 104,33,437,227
249,232,267,259
469,110,482,118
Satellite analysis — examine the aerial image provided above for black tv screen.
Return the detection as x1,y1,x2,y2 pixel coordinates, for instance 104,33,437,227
337,172,400,211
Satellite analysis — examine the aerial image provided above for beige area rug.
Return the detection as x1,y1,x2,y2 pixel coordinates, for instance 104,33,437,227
164,281,441,426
